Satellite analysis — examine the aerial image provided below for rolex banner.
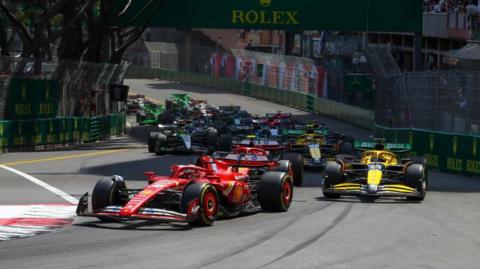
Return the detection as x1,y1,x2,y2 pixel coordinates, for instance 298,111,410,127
116,0,422,33
5,79,59,120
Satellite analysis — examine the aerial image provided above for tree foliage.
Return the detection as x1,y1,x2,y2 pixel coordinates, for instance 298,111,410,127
0,0,165,65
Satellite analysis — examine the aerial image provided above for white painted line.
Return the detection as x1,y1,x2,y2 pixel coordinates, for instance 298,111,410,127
0,165,79,205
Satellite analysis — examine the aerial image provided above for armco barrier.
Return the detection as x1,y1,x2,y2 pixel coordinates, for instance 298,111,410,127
375,125,480,176
0,112,125,151
126,66,374,130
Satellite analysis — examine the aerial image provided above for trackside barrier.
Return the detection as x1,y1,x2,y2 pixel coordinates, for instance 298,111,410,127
375,125,480,176
0,112,126,150
126,66,375,130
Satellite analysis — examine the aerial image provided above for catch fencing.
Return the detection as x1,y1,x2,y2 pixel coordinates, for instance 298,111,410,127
375,71,480,176
376,71,480,135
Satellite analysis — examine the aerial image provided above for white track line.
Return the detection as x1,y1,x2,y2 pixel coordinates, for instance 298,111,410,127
0,165,78,205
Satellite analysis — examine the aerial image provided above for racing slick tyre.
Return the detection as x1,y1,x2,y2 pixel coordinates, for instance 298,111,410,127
411,156,428,166
335,154,355,164
405,163,427,201
148,132,160,153
258,172,293,212
159,112,175,124
154,133,167,155
339,142,355,155
341,135,355,144
92,176,127,221
136,111,145,125
282,153,304,186
204,128,219,148
219,133,233,152
181,183,219,226
322,161,343,199
273,160,292,173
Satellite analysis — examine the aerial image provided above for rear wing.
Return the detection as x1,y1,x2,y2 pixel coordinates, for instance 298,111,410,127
219,106,241,112
265,113,292,118
281,128,328,136
355,141,412,152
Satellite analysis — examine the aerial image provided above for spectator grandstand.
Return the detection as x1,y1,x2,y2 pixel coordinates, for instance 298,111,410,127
424,0,479,14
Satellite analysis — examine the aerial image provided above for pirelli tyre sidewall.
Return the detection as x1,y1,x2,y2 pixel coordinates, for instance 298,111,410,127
322,161,343,198
405,163,428,201
148,132,160,153
258,171,293,212
92,177,127,221
154,133,167,155
181,183,219,226
219,133,233,152
282,153,304,186
204,127,219,148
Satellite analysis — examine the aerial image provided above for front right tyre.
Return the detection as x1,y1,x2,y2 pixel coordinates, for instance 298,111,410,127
322,161,343,199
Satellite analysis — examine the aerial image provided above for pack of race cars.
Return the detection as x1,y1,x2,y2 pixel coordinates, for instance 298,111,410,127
77,94,429,227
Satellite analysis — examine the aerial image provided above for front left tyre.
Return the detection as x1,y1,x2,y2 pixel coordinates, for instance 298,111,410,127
91,176,127,221
181,183,219,226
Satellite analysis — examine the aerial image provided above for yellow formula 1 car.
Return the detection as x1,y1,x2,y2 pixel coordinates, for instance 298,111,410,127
322,140,427,202
288,132,354,169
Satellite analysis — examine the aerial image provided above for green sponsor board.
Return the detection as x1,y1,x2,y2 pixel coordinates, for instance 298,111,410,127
0,121,10,148
345,74,373,93
0,113,125,149
375,125,480,176
117,0,422,32
6,79,59,120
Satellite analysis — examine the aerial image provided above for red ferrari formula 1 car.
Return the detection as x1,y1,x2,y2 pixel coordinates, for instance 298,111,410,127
205,146,304,186
231,139,304,185
76,162,293,226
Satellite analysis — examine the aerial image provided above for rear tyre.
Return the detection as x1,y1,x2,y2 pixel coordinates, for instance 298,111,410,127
218,133,233,152
258,172,293,212
282,153,304,186
322,161,343,199
405,163,427,201
339,142,355,155
411,156,427,166
91,176,127,221
154,133,167,155
148,132,159,153
204,128,219,148
335,154,355,164
181,183,219,226
341,135,355,144
274,160,291,173
136,112,145,125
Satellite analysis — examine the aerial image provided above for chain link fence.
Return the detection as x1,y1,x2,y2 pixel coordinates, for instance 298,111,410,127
376,71,480,135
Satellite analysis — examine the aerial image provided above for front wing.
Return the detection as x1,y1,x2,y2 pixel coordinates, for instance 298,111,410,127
76,193,192,223
324,183,423,197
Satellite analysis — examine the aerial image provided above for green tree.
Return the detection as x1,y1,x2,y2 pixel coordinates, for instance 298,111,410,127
0,0,165,72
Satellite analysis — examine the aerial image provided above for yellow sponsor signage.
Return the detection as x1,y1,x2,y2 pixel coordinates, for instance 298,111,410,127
231,0,299,25
466,160,480,174
447,157,462,171
425,154,439,167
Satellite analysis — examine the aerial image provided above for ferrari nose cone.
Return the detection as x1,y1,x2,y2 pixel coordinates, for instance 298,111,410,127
367,184,378,194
